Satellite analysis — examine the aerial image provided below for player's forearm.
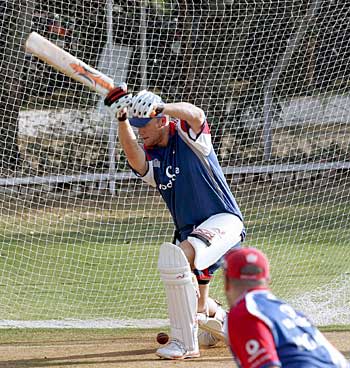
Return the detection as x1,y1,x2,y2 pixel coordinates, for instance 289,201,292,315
118,120,147,175
161,102,205,133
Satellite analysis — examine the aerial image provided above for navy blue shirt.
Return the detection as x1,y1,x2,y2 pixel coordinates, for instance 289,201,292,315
136,119,245,240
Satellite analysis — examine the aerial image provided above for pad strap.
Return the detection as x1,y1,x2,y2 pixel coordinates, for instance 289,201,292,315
189,232,211,247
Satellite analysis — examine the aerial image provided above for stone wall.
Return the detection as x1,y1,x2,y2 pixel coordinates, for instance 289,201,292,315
220,123,350,166
4,108,348,200
17,109,128,178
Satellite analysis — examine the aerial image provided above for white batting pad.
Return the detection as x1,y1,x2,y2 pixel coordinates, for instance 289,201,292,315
158,242,199,352
188,213,243,270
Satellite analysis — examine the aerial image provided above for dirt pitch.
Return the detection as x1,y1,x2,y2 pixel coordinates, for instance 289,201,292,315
0,329,349,368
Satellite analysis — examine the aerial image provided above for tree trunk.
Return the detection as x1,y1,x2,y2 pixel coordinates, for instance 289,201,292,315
0,0,35,174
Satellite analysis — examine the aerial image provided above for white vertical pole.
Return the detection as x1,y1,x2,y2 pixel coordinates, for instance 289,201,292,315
140,0,148,89
106,0,117,195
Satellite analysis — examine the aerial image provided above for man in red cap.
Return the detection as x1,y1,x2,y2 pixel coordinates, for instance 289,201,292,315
224,247,349,368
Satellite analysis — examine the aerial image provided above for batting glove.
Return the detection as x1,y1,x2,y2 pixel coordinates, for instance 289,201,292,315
104,83,133,117
131,90,163,118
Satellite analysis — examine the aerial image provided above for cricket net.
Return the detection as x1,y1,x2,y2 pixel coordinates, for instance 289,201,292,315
0,0,349,327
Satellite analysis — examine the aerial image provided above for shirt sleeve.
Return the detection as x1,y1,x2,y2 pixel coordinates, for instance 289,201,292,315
176,119,212,156
130,160,156,187
228,308,281,368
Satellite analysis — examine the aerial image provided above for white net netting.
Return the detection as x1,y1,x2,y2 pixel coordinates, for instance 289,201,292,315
0,0,349,327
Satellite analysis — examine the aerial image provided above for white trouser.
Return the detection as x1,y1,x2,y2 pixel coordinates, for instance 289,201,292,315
187,213,243,270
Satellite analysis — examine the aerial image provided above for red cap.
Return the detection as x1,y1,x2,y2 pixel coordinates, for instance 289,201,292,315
224,247,270,281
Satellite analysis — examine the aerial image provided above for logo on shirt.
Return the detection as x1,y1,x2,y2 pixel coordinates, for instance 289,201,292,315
245,339,270,366
245,339,260,356
159,165,180,190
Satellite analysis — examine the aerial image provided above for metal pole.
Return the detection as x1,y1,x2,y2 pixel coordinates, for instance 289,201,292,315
140,0,148,89
263,0,322,161
106,0,117,195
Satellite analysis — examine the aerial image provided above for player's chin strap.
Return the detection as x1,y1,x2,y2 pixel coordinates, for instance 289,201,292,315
158,242,199,352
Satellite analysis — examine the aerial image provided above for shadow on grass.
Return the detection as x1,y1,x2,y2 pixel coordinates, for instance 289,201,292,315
0,347,232,367
0,348,155,367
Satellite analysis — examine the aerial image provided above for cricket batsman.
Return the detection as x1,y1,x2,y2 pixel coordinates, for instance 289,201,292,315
224,247,350,367
104,85,245,359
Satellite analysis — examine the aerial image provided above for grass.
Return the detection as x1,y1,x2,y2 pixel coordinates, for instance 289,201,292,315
0,184,349,322
0,328,163,343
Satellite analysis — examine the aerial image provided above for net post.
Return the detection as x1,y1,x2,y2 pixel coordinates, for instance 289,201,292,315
140,0,149,89
106,0,117,195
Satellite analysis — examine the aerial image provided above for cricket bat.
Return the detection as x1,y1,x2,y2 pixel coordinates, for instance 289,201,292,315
25,32,115,96
199,321,226,343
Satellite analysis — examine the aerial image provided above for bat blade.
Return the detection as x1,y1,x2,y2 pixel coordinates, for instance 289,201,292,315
25,32,115,96
199,322,226,343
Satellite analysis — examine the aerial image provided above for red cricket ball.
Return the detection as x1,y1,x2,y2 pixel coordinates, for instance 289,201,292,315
156,332,169,345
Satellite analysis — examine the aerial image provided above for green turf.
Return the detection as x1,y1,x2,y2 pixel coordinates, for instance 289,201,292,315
0,185,349,321
0,328,163,343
